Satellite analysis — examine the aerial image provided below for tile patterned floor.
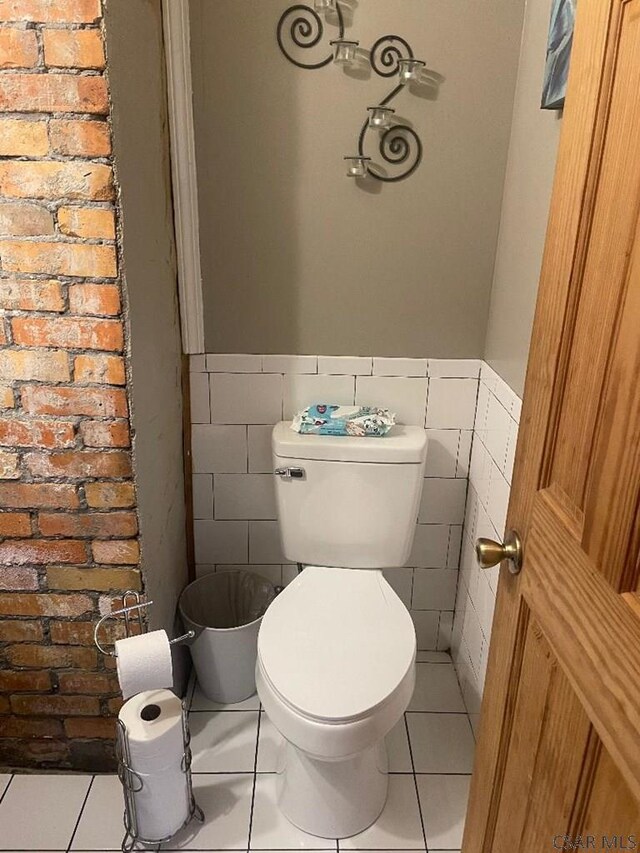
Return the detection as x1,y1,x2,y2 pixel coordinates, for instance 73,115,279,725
0,652,473,853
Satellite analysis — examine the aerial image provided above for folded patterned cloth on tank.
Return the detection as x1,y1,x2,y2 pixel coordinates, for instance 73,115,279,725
291,404,396,437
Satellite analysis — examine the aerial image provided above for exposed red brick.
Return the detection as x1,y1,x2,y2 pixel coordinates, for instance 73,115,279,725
0,593,92,617
1,242,117,279
39,511,137,538
25,450,131,479
68,284,120,316
58,206,115,240
22,385,128,418
49,118,111,157
0,202,53,237
0,73,108,114
0,418,75,449
6,643,96,669
0,349,70,382
0,279,64,312
0,28,38,69
12,316,122,350
51,619,124,645
0,482,78,509
80,420,130,448
84,481,135,509
0,118,48,156
0,161,113,200
1,717,63,738
0,512,32,537
64,717,116,739
0,450,19,479
0,619,43,641
74,355,126,386
43,28,105,69
91,539,139,565
58,671,116,694
0,670,51,692
11,694,100,717
0,1,101,23
0,539,87,566
0,566,39,590
0,386,14,409
47,566,141,592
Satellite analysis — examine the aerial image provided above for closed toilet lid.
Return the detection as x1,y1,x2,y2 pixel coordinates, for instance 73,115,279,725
257,567,416,723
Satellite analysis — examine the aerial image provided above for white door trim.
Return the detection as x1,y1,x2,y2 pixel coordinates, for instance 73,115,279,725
162,0,204,354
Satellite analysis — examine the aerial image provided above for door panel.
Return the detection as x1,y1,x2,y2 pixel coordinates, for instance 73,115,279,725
463,0,640,849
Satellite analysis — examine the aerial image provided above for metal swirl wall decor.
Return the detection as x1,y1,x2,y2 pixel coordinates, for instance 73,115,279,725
276,2,426,183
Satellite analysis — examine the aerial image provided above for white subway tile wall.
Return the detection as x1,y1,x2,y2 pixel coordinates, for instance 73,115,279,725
451,362,521,733
190,354,482,651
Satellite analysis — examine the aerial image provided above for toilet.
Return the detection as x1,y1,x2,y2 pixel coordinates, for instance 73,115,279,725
256,421,428,839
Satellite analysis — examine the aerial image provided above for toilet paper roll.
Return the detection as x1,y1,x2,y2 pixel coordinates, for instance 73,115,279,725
118,689,185,774
115,629,173,699
131,763,191,842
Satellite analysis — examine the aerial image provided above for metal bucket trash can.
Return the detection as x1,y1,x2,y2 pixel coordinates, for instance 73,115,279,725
179,571,277,703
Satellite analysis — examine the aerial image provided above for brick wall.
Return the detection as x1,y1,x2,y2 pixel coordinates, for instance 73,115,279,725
0,0,141,771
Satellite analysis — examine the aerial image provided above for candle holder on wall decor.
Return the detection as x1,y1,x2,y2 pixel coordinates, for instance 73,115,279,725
276,0,435,182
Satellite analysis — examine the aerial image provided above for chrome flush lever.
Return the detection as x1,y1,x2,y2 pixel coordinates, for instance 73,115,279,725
275,467,306,480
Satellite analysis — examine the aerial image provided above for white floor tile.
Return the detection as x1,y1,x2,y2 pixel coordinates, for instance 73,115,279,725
406,714,475,774
71,776,123,850
256,712,284,773
190,711,259,772
0,774,91,850
417,774,471,851
386,718,412,773
408,664,466,712
190,683,260,712
164,774,253,849
250,775,335,849
341,776,424,849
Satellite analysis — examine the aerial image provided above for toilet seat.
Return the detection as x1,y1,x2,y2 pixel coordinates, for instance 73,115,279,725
257,566,416,725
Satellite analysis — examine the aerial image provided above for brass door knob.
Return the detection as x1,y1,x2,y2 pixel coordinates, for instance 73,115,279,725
475,529,523,575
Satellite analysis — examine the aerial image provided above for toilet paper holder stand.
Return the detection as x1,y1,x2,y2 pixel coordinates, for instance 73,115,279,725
116,705,204,852
94,591,204,851
93,591,195,658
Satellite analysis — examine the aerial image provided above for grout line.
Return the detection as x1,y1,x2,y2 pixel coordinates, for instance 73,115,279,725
0,774,14,806
246,707,262,851
403,712,429,853
65,775,95,853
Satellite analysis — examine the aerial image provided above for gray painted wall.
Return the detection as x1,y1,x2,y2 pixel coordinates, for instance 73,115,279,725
190,0,526,357
483,0,562,396
105,0,190,688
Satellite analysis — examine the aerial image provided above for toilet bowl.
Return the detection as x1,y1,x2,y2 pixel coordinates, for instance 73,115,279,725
257,421,428,838
256,566,416,838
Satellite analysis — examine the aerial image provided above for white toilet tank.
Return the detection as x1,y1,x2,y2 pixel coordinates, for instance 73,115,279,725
272,422,427,569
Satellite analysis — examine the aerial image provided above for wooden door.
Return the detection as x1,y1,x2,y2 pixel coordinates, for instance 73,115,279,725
463,1,640,849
